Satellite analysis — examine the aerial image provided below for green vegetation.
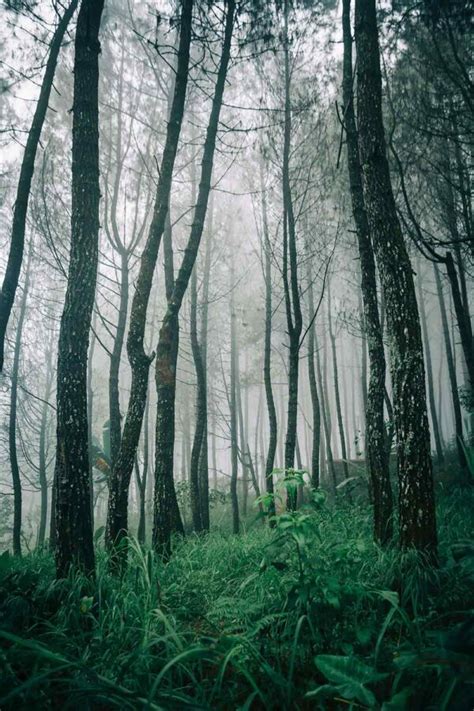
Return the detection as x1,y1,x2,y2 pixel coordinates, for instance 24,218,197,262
1,490,473,709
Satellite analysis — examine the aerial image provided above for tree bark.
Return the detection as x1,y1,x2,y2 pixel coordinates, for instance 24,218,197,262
105,0,193,553
355,0,437,555
54,0,105,578
0,0,78,372
153,0,235,555
342,0,392,543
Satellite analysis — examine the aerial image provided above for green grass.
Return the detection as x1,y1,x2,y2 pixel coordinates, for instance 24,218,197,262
1,489,473,709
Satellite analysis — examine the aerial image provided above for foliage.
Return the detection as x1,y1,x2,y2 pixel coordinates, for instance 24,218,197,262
0,491,473,709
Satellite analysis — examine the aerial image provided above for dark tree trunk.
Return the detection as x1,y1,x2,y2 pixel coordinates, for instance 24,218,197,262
316,332,337,491
190,266,204,532
109,251,129,468
434,264,467,476
198,218,212,531
307,266,321,489
54,0,105,578
417,265,445,466
105,0,193,553
229,273,240,534
38,355,54,548
342,0,392,543
445,252,474,403
282,0,303,511
9,247,31,556
355,0,437,555
327,286,349,481
0,0,78,372
153,0,235,555
261,162,277,522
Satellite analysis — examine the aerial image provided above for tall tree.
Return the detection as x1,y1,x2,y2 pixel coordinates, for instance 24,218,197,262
105,0,193,553
281,0,303,510
261,161,277,522
0,0,78,372
355,0,437,554
54,0,105,578
153,0,235,555
9,245,32,555
342,0,392,543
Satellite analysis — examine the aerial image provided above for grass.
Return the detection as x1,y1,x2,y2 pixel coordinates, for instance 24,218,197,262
0,488,473,709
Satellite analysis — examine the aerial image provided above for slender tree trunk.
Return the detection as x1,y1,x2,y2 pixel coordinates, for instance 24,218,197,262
105,0,193,553
434,264,467,476
190,266,204,532
153,0,235,555
54,0,104,578
327,288,349,481
282,0,303,511
355,0,437,554
262,166,277,520
109,252,129,467
9,247,31,556
342,0,392,542
229,272,240,534
417,266,445,466
38,355,53,548
316,332,336,491
307,266,321,489
198,217,212,531
0,0,78,371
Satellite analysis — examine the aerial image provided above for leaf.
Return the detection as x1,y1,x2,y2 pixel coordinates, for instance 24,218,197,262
381,687,412,710
315,655,388,707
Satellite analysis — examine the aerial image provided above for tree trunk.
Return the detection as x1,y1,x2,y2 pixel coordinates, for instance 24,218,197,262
282,0,303,511
355,0,437,555
307,265,321,489
54,0,105,578
38,353,54,548
9,247,31,556
342,0,392,543
229,271,240,534
153,0,235,555
109,251,129,468
261,163,277,521
417,264,445,466
434,264,467,476
0,0,78,371
190,265,204,532
327,286,349,482
105,0,193,553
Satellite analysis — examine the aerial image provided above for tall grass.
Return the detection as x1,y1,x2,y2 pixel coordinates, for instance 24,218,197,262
1,490,473,709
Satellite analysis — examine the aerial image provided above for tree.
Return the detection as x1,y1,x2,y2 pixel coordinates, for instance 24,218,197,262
105,0,194,554
341,0,392,544
355,0,437,555
54,0,105,578
0,0,78,372
153,0,236,555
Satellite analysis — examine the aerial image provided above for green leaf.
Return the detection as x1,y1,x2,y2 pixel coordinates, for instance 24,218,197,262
315,655,387,707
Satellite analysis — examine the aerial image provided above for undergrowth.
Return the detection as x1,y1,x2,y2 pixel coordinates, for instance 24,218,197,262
0,489,473,709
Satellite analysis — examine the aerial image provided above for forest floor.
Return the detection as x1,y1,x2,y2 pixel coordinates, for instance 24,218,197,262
0,489,473,710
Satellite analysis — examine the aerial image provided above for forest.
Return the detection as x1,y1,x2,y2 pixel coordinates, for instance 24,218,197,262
0,0,473,707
